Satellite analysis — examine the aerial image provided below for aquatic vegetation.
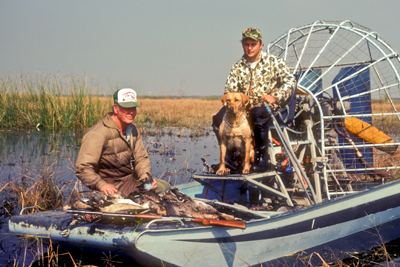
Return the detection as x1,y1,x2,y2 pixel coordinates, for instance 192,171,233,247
1,173,63,216
0,74,222,130
0,73,112,130
0,147,88,218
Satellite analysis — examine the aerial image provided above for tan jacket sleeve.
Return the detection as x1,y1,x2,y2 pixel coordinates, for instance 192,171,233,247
75,130,108,191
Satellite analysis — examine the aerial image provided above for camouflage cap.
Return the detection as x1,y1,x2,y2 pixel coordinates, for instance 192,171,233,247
242,27,262,41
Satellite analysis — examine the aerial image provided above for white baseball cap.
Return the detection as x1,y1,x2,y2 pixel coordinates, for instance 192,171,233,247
113,88,141,108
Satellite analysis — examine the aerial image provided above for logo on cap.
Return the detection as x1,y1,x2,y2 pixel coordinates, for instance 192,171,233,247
122,91,136,102
113,88,141,108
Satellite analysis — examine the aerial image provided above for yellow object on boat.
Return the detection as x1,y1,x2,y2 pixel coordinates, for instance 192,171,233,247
344,117,398,155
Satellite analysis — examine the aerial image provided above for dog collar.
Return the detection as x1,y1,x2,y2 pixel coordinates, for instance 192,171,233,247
223,114,247,128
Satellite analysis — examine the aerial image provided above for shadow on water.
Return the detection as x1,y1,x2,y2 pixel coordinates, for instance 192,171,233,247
0,127,220,265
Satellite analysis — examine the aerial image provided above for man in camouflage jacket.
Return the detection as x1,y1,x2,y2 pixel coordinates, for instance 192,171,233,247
213,27,297,172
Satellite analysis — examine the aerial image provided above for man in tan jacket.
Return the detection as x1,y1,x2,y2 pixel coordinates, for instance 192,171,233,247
75,88,171,196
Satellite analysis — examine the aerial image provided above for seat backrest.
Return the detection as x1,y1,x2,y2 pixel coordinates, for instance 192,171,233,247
275,88,297,124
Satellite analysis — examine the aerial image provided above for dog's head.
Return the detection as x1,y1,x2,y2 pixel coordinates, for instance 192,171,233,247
221,93,249,114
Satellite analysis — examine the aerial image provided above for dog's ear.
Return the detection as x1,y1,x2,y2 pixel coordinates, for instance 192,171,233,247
241,93,249,106
221,94,227,106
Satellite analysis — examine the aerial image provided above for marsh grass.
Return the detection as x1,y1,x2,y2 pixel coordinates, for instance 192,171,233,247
0,74,222,131
0,151,85,216
0,74,112,130
2,74,399,132
137,98,221,128
0,160,83,216
372,101,400,131
374,149,400,179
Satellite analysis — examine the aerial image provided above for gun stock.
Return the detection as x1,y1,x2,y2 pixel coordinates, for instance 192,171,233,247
192,218,246,229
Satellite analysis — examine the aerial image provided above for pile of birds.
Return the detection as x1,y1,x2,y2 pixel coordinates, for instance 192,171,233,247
69,188,234,222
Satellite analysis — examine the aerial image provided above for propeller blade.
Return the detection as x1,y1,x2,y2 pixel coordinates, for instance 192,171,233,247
344,117,398,155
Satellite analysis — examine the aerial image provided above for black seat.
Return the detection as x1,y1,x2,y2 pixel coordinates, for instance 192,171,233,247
274,87,297,125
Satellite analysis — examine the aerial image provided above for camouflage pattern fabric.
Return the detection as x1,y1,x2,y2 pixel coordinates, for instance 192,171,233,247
224,51,296,111
242,27,262,41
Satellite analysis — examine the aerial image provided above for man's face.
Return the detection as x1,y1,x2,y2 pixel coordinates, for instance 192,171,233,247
242,38,263,63
114,104,137,125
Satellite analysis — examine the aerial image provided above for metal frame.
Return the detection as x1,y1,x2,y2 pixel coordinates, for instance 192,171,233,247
267,20,400,200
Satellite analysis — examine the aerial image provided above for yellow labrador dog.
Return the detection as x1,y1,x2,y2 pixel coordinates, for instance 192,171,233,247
217,93,254,175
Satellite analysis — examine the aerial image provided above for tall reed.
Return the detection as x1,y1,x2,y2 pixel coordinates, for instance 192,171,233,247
0,74,222,130
0,74,113,129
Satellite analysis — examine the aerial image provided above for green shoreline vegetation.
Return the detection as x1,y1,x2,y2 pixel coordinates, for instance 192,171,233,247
1,74,112,129
0,74,221,131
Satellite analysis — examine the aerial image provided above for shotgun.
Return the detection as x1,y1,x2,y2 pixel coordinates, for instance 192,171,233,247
66,209,246,229
66,209,162,220
189,217,246,229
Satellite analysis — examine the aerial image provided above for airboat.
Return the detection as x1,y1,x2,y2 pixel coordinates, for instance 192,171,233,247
9,20,400,266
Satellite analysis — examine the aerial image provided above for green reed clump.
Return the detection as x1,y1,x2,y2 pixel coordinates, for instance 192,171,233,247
0,74,113,129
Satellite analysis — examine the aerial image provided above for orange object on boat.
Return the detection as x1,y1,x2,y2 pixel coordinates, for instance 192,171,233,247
344,117,398,155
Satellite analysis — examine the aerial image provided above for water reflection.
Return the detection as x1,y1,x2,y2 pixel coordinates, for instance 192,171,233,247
0,129,81,181
144,131,219,185
0,128,219,185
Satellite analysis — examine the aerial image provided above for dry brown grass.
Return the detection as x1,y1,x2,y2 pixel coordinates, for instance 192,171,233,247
372,101,400,113
0,159,84,216
371,102,400,132
136,98,222,128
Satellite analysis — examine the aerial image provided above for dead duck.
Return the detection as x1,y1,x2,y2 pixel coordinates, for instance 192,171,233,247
100,203,145,214
162,188,235,221
130,195,166,215
128,191,162,203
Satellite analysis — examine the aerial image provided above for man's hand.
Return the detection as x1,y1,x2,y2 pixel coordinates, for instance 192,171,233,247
151,179,158,191
261,94,276,104
99,184,118,196
143,179,158,191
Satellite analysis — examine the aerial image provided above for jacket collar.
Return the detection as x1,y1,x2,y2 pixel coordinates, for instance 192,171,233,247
102,112,134,141
240,50,266,68
102,112,118,129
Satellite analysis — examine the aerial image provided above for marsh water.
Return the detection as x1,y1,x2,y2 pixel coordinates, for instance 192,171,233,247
2,128,400,266
0,127,220,184
0,127,220,266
